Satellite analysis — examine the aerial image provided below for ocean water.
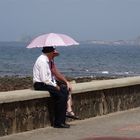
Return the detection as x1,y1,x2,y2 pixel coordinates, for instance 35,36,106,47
0,42,140,78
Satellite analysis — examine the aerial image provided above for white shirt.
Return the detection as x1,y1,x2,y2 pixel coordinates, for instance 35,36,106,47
33,54,57,87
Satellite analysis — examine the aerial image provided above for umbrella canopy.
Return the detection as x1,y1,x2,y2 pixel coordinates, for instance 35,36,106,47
27,33,79,48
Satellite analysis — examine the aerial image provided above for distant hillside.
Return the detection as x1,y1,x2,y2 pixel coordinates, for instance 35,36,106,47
82,36,140,46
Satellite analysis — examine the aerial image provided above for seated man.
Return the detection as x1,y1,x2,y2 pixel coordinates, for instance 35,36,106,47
33,47,78,128
33,46,70,128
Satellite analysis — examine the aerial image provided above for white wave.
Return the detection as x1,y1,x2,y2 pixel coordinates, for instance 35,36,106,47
124,72,129,74
101,71,109,74
115,72,130,75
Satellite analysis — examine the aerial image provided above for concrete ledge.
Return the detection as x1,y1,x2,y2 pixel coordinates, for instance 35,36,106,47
1,76,140,103
72,76,140,94
0,89,50,104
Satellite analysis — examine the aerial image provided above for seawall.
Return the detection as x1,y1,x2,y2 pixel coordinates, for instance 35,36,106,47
1,76,140,136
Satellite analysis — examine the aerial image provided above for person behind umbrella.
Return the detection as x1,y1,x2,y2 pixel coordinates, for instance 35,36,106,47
51,49,79,120
33,46,76,128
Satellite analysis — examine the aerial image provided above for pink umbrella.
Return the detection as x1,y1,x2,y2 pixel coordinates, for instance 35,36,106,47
27,33,79,48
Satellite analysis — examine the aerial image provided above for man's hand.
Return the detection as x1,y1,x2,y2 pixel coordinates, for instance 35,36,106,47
56,85,60,91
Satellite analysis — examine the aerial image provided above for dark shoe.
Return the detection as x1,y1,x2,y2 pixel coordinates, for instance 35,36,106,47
66,111,79,120
54,123,70,128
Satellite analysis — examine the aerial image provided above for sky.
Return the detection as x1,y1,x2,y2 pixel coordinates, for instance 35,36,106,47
0,0,140,41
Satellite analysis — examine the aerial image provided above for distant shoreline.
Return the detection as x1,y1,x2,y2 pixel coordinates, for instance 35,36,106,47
1,35,140,47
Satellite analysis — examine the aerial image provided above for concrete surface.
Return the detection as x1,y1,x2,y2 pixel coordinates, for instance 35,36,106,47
1,107,140,140
1,76,140,103
72,76,140,94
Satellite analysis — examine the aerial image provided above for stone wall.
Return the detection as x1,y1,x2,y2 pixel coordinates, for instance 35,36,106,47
1,76,140,136
72,85,140,119
0,98,53,136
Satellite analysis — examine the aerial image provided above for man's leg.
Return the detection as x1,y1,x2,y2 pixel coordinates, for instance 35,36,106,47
34,82,68,126
59,84,69,124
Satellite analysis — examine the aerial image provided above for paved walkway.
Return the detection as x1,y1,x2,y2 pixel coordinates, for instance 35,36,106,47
1,107,140,140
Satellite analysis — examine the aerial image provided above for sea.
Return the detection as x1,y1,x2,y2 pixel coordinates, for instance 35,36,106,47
0,42,140,78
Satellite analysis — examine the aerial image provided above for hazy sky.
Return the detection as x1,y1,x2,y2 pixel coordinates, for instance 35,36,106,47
0,0,140,41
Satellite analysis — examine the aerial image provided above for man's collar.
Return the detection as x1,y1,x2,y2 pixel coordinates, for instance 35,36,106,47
42,53,49,62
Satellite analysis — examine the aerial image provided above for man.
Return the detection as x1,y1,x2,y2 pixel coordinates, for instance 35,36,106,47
33,46,70,128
